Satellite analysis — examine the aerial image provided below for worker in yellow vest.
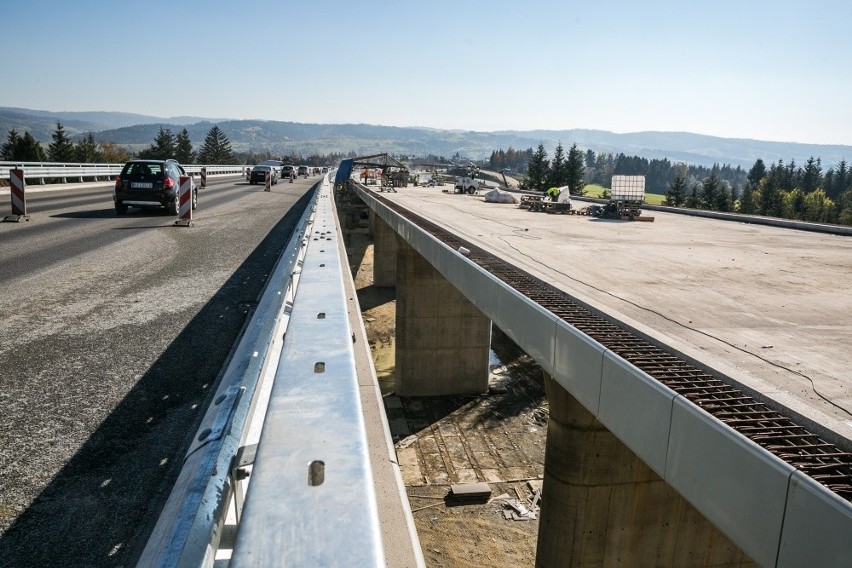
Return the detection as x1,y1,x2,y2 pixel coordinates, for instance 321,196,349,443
546,186,561,202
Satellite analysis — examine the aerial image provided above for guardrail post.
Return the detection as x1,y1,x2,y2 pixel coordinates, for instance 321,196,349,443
4,168,30,222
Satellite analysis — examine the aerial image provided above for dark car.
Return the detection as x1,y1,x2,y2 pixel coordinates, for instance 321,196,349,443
114,159,197,215
250,165,278,185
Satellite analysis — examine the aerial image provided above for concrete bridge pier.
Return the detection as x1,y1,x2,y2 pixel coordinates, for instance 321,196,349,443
392,236,491,396
536,372,755,567
371,212,398,287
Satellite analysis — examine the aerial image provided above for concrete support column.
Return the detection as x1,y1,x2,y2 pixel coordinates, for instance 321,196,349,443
536,372,755,568
372,214,398,288
395,238,490,396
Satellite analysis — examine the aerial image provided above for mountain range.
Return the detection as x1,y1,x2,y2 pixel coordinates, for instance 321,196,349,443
2,106,851,169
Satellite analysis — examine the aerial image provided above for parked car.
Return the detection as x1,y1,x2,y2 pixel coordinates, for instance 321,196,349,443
250,165,278,185
113,159,196,215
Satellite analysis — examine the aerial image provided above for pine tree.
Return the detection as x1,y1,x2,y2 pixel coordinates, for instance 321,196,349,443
759,177,783,217
831,160,848,200
702,172,720,210
685,184,700,209
801,157,821,194
197,125,235,164
138,127,176,160
593,153,615,186
1,129,20,160
666,172,688,207
17,131,47,161
713,181,731,212
174,128,196,164
747,158,766,190
75,133,102,163
48,122,76,162
526,143,549,191
565,143,585,195
836,190,852,225
547,142,567,187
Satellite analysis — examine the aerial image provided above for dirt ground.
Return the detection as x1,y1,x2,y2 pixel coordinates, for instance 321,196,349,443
340,203,546,568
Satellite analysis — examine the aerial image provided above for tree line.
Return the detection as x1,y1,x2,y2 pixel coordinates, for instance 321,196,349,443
665,157,852,224
516,142,587,195
2,122,346,168
1,122,238,165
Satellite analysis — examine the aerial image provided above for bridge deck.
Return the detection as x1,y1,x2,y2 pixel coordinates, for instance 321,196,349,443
380,187,852,448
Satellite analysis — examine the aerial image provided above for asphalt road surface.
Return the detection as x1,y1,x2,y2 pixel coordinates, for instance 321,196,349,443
0,174,318,567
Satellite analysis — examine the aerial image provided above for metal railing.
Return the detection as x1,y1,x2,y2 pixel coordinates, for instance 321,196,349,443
0,161,246,183
138,173,385,567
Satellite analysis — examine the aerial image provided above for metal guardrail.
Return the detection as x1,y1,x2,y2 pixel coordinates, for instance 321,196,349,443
230,180,384,566
0,161,246,182
139,174,384,567
137,177,317,567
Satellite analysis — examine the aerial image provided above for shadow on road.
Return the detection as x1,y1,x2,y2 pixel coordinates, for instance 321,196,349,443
52,208,172,219
0,189,316,568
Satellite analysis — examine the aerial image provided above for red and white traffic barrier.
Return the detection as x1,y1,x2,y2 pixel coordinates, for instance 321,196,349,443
4,168,30,222
200,167,207,189
174,176,193,227
264,170,271,192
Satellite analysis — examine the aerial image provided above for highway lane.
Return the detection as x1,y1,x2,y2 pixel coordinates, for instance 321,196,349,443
0,174,320,567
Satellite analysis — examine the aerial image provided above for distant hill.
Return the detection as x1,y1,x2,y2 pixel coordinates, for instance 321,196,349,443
2,106,851,169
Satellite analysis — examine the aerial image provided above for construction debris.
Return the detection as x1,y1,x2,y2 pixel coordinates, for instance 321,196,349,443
449,482,492,502
484,188,517,204
490,487,541,521
396,434,418,449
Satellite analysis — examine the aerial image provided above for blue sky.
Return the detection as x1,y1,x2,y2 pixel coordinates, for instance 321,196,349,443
4,0,852,145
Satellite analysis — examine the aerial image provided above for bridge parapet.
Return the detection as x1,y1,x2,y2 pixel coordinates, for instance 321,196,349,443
354,181,852,568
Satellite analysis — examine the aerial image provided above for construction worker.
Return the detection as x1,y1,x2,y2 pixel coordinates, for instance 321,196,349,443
546,186,560,202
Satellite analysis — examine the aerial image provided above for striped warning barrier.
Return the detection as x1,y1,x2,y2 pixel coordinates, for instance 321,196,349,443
4,168,30,222
264,170,271,192
174,176,193,227
200,167,207,189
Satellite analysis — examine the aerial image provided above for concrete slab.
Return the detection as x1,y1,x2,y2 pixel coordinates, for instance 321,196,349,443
379,187,852,448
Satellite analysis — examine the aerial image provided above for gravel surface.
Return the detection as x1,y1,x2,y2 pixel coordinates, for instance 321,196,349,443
0,176,317,567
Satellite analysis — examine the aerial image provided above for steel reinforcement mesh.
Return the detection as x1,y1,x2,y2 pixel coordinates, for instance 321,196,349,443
371,192,852,501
